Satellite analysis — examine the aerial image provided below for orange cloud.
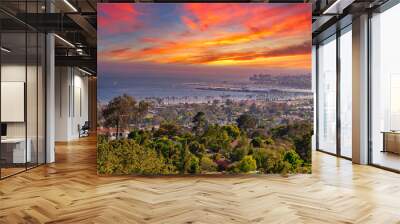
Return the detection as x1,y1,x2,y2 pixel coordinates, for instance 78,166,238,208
100,47,142,62
109,11,310,60
100,40,311,70
207,54,311,70
163,41,310,64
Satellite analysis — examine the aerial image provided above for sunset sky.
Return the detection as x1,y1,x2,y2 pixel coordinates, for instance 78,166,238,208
98,3,311,77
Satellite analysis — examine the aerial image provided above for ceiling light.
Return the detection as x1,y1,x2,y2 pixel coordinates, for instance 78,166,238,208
323,0,341,14
1,47,11,53
76,48,84,55
78,67,92,76
63,0,78,12
323,0,355,15
54,34,75,48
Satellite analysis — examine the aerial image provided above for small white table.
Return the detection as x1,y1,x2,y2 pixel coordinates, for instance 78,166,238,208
1,138,31,163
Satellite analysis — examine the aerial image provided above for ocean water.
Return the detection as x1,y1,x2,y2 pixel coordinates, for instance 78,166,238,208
98,74,254,102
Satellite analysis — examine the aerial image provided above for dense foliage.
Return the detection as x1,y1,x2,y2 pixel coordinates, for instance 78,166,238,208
98,116,312,175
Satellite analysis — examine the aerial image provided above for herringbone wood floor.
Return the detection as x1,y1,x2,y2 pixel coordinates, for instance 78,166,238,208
1,136,400,224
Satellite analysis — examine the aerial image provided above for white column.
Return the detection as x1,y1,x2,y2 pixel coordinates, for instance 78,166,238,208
45,0,55,163
46,33,55,163
352,14,369,164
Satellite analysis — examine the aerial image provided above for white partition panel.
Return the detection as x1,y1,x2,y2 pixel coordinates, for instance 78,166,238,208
1,82,25,122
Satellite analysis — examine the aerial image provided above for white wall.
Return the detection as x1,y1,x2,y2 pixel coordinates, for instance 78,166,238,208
1,65,26,139
55,67,89,141
1,82,25,122
55,66,70,141
312,45,317,151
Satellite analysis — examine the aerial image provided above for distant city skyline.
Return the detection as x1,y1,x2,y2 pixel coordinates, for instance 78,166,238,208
98,3,312,78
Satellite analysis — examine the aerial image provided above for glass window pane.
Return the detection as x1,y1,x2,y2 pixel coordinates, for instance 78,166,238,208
340,28,352,158
27,31,38,169
317,36,337,154
26,0,39,169
38,33,45,165
1,31,27,177
371,4,400,171
0,1,46,179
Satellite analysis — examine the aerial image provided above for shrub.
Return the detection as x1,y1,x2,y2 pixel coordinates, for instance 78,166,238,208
252,148,269,171
201,125,231,153
154,122,182,138
97,134,108,144
227,162,241,173
98,120,311,175
250,129,266,139
189,141,206,157
270,122,312,164
214,153,222,161
231,135,251,161
200,156,217,172
252,146,288,174
264,150,286,174
97,139,173,175
152,137,180,164
264,137,274,145
238,155,257,173
251,137,264,148
129,130,151,145
222,125,240,139
188,155,200,174
283,150,304,173
215,159,229,171
231,146,248,162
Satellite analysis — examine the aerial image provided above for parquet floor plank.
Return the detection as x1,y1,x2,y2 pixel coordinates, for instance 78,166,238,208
0,136,399,223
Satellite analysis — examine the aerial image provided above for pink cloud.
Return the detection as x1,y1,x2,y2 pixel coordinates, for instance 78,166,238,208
98,3,141,35
181,3,303,32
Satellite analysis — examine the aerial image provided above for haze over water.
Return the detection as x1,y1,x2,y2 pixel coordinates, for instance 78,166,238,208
98,73,254,102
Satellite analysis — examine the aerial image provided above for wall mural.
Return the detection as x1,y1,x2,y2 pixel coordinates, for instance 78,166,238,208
97,3,313,175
